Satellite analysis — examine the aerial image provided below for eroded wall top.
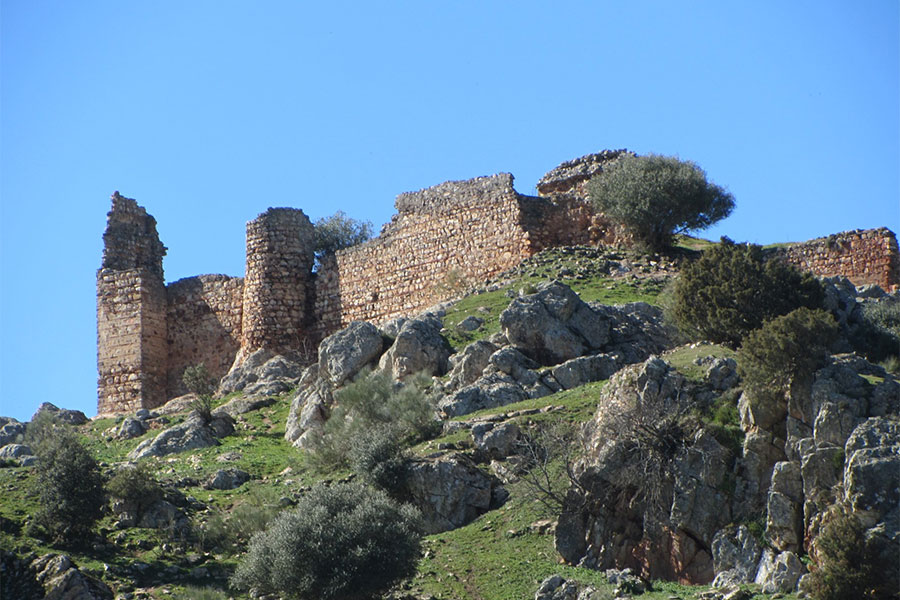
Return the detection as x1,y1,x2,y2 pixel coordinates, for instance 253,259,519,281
101,192,167,276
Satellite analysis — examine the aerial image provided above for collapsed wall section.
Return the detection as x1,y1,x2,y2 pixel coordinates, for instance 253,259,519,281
778,227,900,291
240,208,315,355
97,193,168,415
312,174,532,336
166,275,244,397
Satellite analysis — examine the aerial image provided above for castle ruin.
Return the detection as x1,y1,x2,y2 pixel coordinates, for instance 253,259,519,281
97,151,900,415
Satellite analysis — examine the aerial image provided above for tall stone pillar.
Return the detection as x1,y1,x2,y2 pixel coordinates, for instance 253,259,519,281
240,208,315,356
97,192,168,415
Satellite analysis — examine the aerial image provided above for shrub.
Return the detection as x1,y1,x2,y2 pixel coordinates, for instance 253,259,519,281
231,481,422,600
313,211,373,268
308,370,439,472
586,153,735,251
737,308,840,400
850,298,900,364
808,511,897,600
348,425,410,497
32,430,105,544
182,363,215,422
670,238,824,346
107,462,163,519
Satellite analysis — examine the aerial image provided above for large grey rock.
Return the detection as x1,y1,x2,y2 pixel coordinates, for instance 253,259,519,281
551,353,619,390
219,349,303,396
534,575,578,600
318,321,384,386
137,499,188,530
471,421,521,459
0,419,25,447
843,417,900,527
204,468,251,490
754,550,805,593
128,413,233,460
31,553,113,600
438,373,529,418
0,444,35,467
212,395,276,419
406,453,505,534
765,461,803,552
445,340,498,391
284,365,333,448
379,315,451,380
670,430,733,542
31,402,88,426
706,357,740,391
591,301,671,364
711,525,763,587
115,417,147,440
500,281,609,365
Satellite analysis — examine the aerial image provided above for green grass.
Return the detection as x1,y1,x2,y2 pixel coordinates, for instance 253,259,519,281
663,343,737,382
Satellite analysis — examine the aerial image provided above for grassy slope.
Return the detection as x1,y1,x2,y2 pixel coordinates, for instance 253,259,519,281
1,244,795,600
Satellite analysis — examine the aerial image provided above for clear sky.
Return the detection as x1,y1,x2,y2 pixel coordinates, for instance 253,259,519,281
1,1,898,422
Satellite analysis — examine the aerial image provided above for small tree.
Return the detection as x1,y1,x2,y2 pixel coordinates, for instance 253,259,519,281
737,307,840,401
231,481,422,600
183,363,215,422
669,238,824,346
107,461,164,520
32,429,105,544
313,211,373,269
586,153,735,251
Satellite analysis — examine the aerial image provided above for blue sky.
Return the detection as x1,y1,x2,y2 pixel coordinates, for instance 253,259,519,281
1,1,898,422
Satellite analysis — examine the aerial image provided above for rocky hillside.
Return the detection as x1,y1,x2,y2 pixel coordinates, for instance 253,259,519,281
1,243,897,600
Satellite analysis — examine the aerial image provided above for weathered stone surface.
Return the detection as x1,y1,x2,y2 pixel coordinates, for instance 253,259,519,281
711,525,762,587
128,413,233,460
0,444,34,460
219,349,302,397
471,421,521,459
551,353,619,390
445,340,498,391
318,321,383,386
204,468,251,490
379,315,451,380
284,365,333,448
213,395,277,419
500,282,609,365
533,574,579,600
457,315,484,332
754,550,805,593
406,453,505,534
115,417,147,440
0,418,25,447
765,461,803,552
31,553,113,600
843,417,900,526
137,499,188,530
705,357,739,391
439,373,530,418
670,431,733,543
31,402,88,426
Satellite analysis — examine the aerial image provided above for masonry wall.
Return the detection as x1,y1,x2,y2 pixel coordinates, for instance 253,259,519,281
312,174,532,337
166,275,244,398
778,227,900,292
97,193,168,415
240,209,315,355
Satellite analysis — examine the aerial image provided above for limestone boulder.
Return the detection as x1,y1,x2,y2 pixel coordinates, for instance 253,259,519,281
318,321,384,386
128,413,233,460
219,349,303,396
591,301,672,364
754,550,805,594
204,468,251,490
765,461,803,552
705,357,740,391
551,353,619,390
0,418,25,447
533,575,579,600
711,525,763,587
284,365,333,448
114,416,147,440
0,444,35,467
212,395,276,419
843,417,900,526
471,421,521,459
406,453,506,534
137,499,189,531
30,553,113,600
379,315,452,380
438,373,529,418
500,281,609,365
444,339,498,391
31,402,88,426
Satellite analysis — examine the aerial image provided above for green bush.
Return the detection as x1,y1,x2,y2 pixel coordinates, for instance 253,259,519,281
197,500,280,553
308,370,439,472
313,210,373,268
182,363,215,422
106,462,163,519
851,298,900,364
670,238,824,346
348,425,409,497
808,511,897,600
737,308,840,399
586,153,735,251
32,430,105,544
231,482,422,600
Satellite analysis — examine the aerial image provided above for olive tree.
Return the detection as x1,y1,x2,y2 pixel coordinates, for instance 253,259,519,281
313,211,373,269
587,153,735,251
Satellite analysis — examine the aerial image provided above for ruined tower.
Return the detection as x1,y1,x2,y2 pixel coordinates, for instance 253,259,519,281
239,208,316,356
97,193,168,415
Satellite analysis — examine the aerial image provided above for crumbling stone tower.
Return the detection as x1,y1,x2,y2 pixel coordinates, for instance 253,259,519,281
97,192,168,415
240,208,316,356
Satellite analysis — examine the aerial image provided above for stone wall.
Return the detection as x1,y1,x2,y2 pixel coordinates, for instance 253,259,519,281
778,227,900,292
240,208,315,355
165,275,244,398
97,194,168,415
312,174,533,337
